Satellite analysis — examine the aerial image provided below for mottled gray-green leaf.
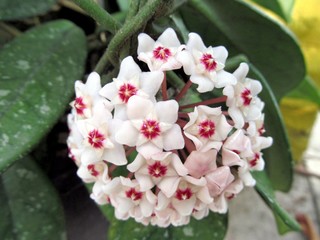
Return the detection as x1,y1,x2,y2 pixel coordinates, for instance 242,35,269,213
182,0,305,100
0,0,57,20
0,20,87,173
0,156,66,240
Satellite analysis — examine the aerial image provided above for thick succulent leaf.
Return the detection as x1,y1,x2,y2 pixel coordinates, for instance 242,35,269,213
0,0,57,20
0,20,87,173
252,171,301,234
101,203,227,240
286,76,320,106
0,156,66,240
250,0,295,22
181,0,305,100
249,64,293,191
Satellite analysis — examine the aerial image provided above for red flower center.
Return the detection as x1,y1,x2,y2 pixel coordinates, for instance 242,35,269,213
125,188,143,201
140,119,161,140
241,88,252,106
200,53,217,71
74,97,86,115
88,129,105,149
198,119,215,138
249,153,260,167
87,164,99,177
226,193,235,200
148,162,167,178
118,83,138,103
175,188,193,201
153,46,172,61
258,125,265,136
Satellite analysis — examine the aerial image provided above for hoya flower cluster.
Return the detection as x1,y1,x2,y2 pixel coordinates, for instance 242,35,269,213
67,28,272,227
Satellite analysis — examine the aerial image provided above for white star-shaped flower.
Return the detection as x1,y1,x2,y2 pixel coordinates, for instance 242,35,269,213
184,105,232,152
177,32,236,93
99,56,164,120
115,96,184,158
137,28,184,71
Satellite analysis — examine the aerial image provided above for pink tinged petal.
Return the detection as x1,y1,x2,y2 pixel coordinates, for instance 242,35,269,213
206,166,234,197
201,141,223,152
140,196,154,217
115,120,139,146
187,32,207,52
137,142,162,159
137,33,155,54
184,131,203,150
102,177,121,194
140,71,164,96
162,124,184,150
156,191,170,211
184,150,217,178
77,165,95,183
135,173,154,191
223,85,235,102
215,70,237,88
216,115,233,140
137,52,154,71
158,176,181,198
190,74,214,93
249,79,263,95
155,100,178,124
86,72,102,96
228,106,244,129
117,56,142,80
113,104,127,120
211,46,228,64
233,62,249,81
117,197,135,214
157,28,181,47
172,196,197,216
176,51,195,75
209,195,228,214
159,57,182,71
127,154,145,172
101,144,127,166
238,163,256,186
222,148,243,166
171,153,189,176
183,175,207,186
197,187,214,204
245,105,262,121
81,148,102,165
127,96,154,120
99,82,117,100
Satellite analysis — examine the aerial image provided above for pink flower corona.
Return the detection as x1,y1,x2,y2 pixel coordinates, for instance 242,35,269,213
67,28,273,227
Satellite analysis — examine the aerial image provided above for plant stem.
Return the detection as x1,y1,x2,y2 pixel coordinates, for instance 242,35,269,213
175,80,192,101
94,0,167,74
72,0,121,34
179,96,227,109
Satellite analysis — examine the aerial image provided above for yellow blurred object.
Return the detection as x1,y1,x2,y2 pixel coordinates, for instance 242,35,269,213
289,0,320,87
280,98,318,162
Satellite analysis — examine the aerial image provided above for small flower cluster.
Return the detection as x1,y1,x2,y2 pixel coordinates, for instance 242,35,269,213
67,28,272,227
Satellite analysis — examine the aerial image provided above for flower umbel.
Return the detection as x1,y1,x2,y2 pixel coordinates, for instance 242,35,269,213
67,28,272,227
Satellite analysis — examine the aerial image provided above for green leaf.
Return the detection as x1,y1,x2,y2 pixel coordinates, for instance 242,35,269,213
249,64,293,191
286,76,320,106
0,156,66,240
181,0,305,100
252,171,301,234
250,0,295,22
0,20,87,173
102,203,227,240
0,0,57,20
